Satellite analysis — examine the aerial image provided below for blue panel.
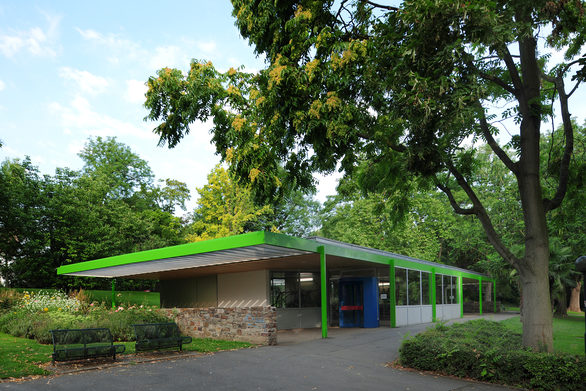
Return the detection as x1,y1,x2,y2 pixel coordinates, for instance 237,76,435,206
339,277,379,328
362,277,379,328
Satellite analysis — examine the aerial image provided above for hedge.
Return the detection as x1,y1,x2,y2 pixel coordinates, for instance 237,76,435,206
399,320,586,391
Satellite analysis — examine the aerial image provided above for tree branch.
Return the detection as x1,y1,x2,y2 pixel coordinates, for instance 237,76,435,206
435,180,475,215
476,102,519,175
444,160,521,268
362,1,400,11
496,45,523,96
478,71,516,95
543,75,574,212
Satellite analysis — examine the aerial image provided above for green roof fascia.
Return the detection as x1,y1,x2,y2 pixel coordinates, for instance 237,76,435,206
262,231,323,253
393,258,492,281
57,231,272,275
265,232,492,280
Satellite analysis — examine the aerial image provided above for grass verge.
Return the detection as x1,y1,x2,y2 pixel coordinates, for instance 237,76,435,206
0,332,252,379
0,333,52,379
86,290,160,308
500,312,584,355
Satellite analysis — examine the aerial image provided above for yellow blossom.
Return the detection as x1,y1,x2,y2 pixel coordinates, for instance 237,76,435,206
43,307,48,312
227,67,237,76
232,116,246,131
226,85,241,96
325,91,342,111
305,59,320,81
249,168,261,183
226,147,234,162
309,100,323,119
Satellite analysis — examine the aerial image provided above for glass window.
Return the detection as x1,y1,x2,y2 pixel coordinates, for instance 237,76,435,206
270,271,320,308
435,274,443,304
299,272,320,307
442,275,458,304
395,268,407,306
408,270,421,306
270,272,299,308
451,276,459,304
421,272,430,305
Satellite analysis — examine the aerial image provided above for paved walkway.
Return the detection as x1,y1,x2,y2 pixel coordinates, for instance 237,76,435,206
0,314,519,391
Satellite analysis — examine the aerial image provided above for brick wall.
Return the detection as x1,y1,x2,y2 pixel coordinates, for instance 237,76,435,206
162,307,277,345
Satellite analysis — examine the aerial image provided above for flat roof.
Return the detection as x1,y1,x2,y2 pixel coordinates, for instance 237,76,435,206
57,231,490,280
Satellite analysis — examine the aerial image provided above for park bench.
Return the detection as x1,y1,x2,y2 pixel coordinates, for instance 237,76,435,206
132,322,192,352
50,328,125,362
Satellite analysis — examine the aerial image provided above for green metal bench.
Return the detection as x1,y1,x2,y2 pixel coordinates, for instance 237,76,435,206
132,322,192,352
50,328,125,362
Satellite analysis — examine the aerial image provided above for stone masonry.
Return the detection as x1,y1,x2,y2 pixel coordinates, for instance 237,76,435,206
162,306,277,345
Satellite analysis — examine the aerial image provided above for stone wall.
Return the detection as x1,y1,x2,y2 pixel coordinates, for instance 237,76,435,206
162,306,277,345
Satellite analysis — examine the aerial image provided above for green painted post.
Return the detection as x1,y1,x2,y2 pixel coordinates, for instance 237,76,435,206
478,277,483,315
431,270,436,322
111,279,116,310
389,260,396,328
459,275,464,318
319,246,327,339
493,280,497,313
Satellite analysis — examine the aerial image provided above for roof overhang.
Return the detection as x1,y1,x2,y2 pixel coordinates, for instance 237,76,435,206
57,231,491,281
57,231,319,278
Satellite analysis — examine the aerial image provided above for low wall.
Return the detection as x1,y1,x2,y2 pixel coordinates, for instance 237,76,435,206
162,307,277,345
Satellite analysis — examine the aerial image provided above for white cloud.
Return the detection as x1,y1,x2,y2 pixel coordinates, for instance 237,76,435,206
125,79,147,104
149,45,190,70
0,79,5,91
0,12,60,58
59,67,109,95
48,95,155,141
196,40,216,53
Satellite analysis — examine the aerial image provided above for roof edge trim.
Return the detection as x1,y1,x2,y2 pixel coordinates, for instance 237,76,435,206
57,231,269,275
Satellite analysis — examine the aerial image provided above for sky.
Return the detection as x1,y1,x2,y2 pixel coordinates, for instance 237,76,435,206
0,1,340,213
1,2,584,215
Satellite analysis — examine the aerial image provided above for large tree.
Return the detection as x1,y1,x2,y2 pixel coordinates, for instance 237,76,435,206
144,0,585,351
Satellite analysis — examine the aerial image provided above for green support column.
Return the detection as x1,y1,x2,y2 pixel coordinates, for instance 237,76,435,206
318,246,328,339
459,275,464,318
111,278,116,310
389,260,396,328
493,280,497,313
478,277,483,315
431,270,436,322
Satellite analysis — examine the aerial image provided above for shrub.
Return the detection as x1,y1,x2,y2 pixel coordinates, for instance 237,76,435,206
399,320,586,391
0,292,169,344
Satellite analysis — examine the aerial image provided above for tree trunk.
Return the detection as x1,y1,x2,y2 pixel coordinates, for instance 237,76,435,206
554,287,568,317
518,261,553,351
568,281,582,313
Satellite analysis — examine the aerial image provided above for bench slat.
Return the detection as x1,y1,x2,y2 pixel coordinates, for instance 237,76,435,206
133,322,191,352
50,328,125,362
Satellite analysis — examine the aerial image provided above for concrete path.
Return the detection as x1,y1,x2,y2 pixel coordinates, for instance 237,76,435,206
0,314,519,391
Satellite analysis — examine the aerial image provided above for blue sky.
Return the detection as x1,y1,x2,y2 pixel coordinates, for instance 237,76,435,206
0,1,339,212
1,2,584,214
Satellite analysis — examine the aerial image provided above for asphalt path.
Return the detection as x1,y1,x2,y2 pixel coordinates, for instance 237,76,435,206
0,314,518,391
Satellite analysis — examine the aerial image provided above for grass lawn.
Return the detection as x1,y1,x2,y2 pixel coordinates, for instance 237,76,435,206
0,333,53,379
0,331,252,379
500,311,585,355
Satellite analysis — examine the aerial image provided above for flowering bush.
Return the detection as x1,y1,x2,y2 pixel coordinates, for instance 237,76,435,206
0,290,169,343
18,290,81,313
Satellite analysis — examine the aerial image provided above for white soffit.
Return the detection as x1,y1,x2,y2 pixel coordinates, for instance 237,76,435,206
65,244,312,278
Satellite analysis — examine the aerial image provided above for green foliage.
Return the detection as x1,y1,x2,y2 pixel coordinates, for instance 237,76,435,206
400,320,586,390
186,165,273,241
0,288,167,344
0,137,189,290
